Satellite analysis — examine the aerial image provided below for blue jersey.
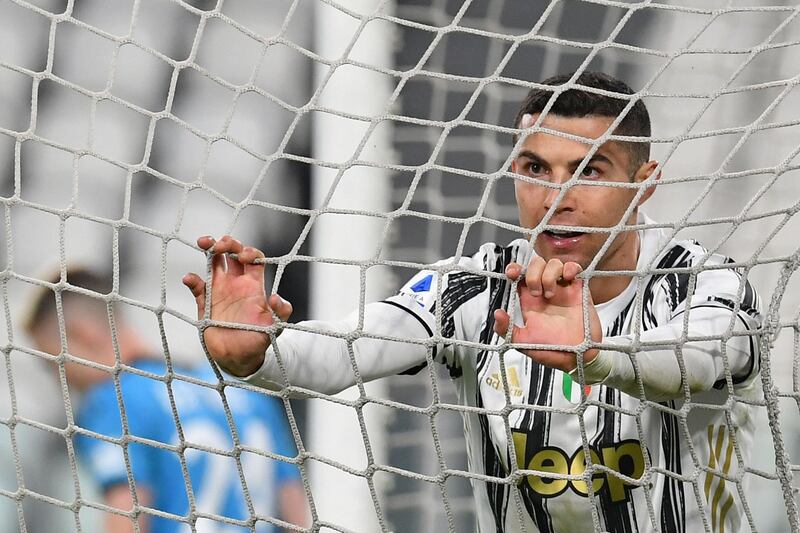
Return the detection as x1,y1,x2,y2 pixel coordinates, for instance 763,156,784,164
75,359,301,533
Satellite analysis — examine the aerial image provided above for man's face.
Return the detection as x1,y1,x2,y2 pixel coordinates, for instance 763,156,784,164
511,114,655,271
32,316,115,390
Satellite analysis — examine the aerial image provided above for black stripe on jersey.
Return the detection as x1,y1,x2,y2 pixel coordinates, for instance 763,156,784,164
397,363,428,376
659,403,686,533
741,278,759,316
707,295,759,320
516,363,557,533
642,245,693,330
434,270,487,339
666,271,691,313
596,299,639,532
379,300,434,337
721,270,762,385
377,300,436,376
723,257,763,318
640,246,689,531
596,387,637,533
474,244,517,531
477,245,515,377
477,393,510,532
424,270,486,379
608,299,634,339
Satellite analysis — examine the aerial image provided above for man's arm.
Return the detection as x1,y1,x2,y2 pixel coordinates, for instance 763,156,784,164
104,484,151,533
278,481,309,531
184,236,434,394
580,301,759,402
75,383,157,533
243,297,433,394
494,258,759,402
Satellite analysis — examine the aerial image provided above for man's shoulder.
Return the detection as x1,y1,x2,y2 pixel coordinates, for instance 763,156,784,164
645,235,746,291
407,240,529,279
652,239,708,268
646,230,739,272
85,362,183,427
466,239,530,271
642,232,761,314
638,214,743,268
82,359,167,400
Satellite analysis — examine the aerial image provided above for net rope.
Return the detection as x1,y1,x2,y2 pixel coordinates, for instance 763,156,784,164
1,0,800,531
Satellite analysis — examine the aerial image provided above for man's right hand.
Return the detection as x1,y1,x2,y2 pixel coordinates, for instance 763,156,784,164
182,235,293,377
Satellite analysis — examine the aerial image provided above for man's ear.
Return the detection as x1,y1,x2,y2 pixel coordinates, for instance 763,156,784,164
633,160,660,206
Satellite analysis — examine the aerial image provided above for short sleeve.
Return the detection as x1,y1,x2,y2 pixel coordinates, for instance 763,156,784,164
75,380,158,491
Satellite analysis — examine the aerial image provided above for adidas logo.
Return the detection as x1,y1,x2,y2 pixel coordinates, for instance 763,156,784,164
485,366,523,397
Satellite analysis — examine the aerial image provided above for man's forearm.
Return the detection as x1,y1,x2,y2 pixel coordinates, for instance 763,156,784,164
242,298,433,394
577,306,757,402
279,482,310,531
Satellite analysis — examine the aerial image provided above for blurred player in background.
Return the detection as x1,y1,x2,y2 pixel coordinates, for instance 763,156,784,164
26,268,308,533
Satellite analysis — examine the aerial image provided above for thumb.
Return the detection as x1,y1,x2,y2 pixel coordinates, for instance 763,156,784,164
493,309,510,337
182,273,207,319
269,294,294,323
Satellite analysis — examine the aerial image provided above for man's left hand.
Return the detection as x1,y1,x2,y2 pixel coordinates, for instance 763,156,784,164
493,257,602,372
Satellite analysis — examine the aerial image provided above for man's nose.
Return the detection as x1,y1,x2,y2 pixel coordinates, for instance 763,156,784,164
542,170,575,212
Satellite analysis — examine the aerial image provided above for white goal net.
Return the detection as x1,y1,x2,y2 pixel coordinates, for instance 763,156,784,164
2,0,800,532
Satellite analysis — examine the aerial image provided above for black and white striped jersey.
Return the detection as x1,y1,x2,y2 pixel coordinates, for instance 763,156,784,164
384,217,761,533
246,215,762,533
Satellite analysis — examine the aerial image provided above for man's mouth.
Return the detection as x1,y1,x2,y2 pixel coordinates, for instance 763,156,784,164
543,229,585,239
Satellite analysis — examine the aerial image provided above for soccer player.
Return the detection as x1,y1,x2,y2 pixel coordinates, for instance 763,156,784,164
183,71,763,533
26,268,309,533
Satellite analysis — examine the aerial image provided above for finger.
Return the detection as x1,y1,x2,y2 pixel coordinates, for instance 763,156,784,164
562,261,583,282
505,262,524,281
493,309,510,337
196,235,226,276
525,256,547,296
211,249,227,277
517,278,538,312
197,235,215,251
268,294,294,322
239,246,266,282
541,258,565,299
212,235,245,256
213,236,245,276
182,273,207,318
207,236,228,276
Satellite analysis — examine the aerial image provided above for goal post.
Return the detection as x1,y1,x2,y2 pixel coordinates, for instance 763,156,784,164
306,0,395,530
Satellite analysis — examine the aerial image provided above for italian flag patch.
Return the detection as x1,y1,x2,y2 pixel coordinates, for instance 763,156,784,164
562,372,591,404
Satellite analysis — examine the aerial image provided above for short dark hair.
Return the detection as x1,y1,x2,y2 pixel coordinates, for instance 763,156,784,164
514,71,651,171
24,268,113,337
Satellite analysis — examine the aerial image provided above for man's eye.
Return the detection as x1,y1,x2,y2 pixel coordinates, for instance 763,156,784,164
579,166,600,179
526,162,544,175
